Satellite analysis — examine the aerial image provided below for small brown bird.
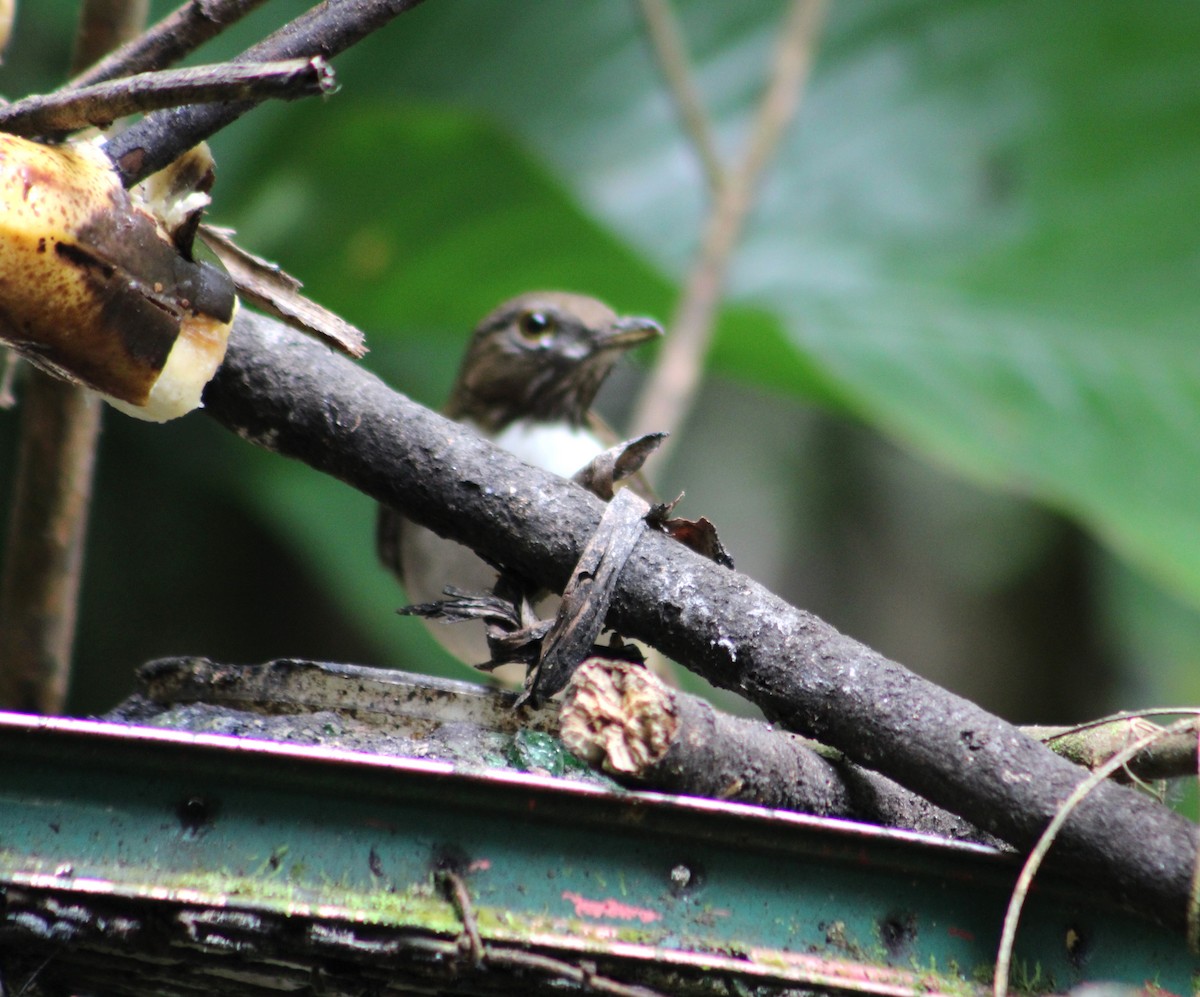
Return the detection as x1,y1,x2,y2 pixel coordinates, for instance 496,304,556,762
377,291,662,666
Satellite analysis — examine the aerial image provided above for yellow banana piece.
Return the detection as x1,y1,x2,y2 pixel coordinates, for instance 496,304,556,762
0,132,236,421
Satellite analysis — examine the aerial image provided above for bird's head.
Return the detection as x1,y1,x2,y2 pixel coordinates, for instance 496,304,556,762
447,291,662,430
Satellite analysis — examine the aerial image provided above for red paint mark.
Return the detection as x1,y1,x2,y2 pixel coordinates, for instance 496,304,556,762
947,926,975,942
561,890,660,924
468,859,491,873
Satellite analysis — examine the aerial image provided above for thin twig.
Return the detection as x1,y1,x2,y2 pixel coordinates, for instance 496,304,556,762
635,0,724,192
0,58,335,136
439,868,668,997
0,0,148,715
68,0,271,89
106,0,429,188
438,869,484,965
630,0,825,476
992,716,1200,997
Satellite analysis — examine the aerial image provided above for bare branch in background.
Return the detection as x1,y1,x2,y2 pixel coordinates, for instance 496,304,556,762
0,58,336,136
70,0,149,77
0,0,149,714
634,0,724,192
68,0,271,89
0,0,14,60
630,0,825,477
0,380,101,713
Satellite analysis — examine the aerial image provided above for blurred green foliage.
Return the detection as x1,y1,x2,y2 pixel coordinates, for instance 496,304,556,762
1,0,1199,719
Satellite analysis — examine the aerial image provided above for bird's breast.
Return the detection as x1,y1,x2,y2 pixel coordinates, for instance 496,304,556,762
489,420,607,477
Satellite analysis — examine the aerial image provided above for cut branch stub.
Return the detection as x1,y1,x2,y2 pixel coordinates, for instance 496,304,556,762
0,133,235,421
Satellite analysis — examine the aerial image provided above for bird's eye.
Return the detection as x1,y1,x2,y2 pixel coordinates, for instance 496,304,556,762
518,311,554,338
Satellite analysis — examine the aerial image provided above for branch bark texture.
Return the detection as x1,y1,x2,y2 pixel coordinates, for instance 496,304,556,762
203,311,1198,931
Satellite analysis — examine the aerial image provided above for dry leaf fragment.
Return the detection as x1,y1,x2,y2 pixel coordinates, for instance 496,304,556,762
200,224,367,358
646,494,734,568
572,432,665,501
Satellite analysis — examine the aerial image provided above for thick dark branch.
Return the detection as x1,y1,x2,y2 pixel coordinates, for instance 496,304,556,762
202,311,1198,931
106,0,428,187
0,59,335,136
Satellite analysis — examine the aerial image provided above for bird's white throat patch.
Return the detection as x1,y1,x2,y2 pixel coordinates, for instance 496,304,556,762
490,419,606,478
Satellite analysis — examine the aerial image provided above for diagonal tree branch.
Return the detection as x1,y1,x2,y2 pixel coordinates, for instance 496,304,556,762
634,0,724,193
202,309,1198,933
106,0,429,188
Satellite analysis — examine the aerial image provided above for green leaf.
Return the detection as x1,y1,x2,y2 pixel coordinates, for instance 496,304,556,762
314,1,1200,607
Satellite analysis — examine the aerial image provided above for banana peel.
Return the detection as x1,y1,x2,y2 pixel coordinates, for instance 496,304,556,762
0,132,236,421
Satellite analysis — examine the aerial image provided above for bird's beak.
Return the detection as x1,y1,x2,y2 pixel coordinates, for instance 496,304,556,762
601,316,663,350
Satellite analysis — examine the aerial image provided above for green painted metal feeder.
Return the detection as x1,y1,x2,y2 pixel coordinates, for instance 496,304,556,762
0,659,1194,995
